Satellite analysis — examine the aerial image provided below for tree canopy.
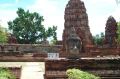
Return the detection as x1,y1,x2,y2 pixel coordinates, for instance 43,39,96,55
93,32,105,46
8,8,57,44
67,68,100,79
0,25,8,43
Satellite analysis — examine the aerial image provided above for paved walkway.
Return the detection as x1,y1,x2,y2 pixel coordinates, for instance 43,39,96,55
0,62,45,79
21,62,44,79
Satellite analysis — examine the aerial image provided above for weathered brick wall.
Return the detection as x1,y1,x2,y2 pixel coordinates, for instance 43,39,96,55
4,67,22,79
44,59,120,79
60,46,120,57
85,47,120,57
0,44,120,58
0,44,62,57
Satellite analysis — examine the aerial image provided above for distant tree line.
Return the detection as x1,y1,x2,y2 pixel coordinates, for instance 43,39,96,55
93,21,120,46
93,32,104,46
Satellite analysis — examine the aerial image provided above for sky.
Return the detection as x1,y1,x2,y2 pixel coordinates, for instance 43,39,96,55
0,0,120,40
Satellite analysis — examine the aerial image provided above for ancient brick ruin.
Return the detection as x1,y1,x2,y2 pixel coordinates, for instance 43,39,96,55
7,34,17,44
44,58,120,79
0,44,61,61
65,26,81,59
0,0,120,79
104,16,118,47
0,0,119,60
44,0,120,79
62,0,93,54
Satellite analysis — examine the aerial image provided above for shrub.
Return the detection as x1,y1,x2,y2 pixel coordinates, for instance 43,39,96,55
66,68,100,79
0,67,16,79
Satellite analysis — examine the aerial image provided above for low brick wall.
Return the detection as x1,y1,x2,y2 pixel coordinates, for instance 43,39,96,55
44,58,120,79
0,44,62,57
87,47,120,57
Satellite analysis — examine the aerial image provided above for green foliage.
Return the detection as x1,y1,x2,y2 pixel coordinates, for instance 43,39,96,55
93,32,104,46
117,22,120,45
8,8,57,44
67,68,100,79
40,26,57,41
49,39,57,45
0,67,16,79
0,26,8,43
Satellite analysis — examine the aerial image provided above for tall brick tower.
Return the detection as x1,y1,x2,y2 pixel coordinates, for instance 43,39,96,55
104,16,117,47
62,0,93,54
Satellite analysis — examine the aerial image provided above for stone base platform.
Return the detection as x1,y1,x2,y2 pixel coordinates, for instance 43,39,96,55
44,57,120,79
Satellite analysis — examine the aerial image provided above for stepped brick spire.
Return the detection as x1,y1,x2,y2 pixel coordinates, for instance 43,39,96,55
62,0,93,52
104,16,117,47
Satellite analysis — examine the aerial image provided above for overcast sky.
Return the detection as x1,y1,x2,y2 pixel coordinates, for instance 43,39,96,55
0,0,120,40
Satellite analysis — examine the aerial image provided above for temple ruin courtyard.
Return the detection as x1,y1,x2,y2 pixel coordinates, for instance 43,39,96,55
0,0,120,79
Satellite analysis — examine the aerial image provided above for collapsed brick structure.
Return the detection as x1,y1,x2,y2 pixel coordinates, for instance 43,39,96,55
44,0,120,79
44,58,120,79
0,0,120,79
62,0,93,53
7,34,17,44
104,16,117,47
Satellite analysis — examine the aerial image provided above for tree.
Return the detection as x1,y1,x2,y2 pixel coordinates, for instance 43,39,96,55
0,67,16,79
0,26,8,43
40,26,57,41
93,32,105,46
67,68,100,79
116,22,120,45
8,8,57,44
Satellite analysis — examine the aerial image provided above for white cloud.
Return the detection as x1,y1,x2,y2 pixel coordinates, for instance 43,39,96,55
0,0,19,8
15,0,20,3
0,1,18,28
83,0,115,4
0,3,14,8
89,15,108,36
0,10,17,27
112,5,120,21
